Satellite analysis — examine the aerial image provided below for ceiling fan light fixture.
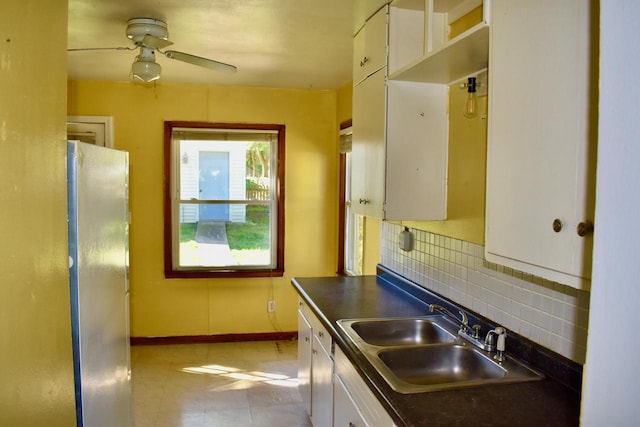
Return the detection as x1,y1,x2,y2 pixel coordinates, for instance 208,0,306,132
131,59,161,82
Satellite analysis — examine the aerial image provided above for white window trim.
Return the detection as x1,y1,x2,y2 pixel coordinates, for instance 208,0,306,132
67,116,114,148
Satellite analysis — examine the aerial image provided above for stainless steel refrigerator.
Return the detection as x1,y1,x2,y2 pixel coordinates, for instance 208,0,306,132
67,141,131,427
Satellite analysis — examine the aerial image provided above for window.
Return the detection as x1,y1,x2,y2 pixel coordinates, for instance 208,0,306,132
164,121,285,278
338,123,364,276
67,115,114,147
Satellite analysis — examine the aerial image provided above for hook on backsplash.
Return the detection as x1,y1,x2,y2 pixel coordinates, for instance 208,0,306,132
399,226,413,252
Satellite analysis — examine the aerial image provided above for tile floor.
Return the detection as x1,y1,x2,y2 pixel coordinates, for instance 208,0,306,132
131,340,312,427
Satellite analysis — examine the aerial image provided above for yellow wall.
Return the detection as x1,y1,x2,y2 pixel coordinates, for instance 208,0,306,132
0,1,77,425
337,81,353,126
68,81,340,337
449,6,484,40
398,80,488,245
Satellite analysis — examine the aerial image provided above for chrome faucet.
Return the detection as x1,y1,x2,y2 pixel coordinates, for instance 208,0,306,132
429,303,506,353
428,304,471,334
484,328,499,352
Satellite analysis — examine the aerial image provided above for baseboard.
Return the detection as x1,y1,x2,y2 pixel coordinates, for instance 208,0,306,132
130,331,298,346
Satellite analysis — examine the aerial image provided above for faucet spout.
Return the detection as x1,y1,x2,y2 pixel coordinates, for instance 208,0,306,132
429,304,469,334
484,329,498,352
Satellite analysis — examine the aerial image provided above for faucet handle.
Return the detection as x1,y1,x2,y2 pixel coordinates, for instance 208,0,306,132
471,324,481,339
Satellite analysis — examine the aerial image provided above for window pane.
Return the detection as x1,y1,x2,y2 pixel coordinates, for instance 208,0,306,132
180,140,249,202
345,211,363,276
180,140,271,201
178,203,272,268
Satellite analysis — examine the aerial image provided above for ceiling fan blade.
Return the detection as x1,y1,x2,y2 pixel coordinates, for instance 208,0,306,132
163,50,237,74
140,34,173,50
67,47,134,52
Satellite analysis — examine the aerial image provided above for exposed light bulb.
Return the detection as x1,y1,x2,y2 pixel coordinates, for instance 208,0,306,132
463,77,478,119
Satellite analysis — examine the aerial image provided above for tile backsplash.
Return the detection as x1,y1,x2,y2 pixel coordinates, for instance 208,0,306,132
380,222,590,364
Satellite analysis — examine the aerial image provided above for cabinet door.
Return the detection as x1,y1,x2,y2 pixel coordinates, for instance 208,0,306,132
334,374,368,427
352,68,386,218
385,80,448,220
311,335,333,427
297,308,312,417
486,0,597,289
353,6,388,85
334,346,395,427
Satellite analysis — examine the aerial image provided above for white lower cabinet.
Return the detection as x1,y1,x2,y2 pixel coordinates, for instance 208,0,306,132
298,299,395,427
334,374,367,427
298,304,313,417
334,346,396,427
311,334,334,427
298,299,333,427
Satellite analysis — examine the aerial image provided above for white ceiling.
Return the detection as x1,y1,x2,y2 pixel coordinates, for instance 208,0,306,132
67,0,383,90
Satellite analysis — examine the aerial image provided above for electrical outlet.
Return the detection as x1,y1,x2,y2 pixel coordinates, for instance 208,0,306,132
267,300,276,312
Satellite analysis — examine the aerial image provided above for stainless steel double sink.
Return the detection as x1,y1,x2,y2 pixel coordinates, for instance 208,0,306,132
337,316,542,394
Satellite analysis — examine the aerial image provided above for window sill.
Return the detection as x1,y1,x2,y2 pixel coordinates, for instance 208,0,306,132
165,268,285,279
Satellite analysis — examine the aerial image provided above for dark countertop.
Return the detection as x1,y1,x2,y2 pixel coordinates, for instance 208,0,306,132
291,271,581,427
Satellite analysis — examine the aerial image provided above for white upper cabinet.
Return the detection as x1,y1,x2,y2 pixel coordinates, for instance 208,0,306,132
385,80,448,220
352,6,389,218
485,0,598,290
352,68,387,218
351,3,453,221
353,7,389,86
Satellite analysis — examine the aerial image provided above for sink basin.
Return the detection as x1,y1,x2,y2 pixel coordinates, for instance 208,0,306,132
378,345,505,386
347,318,457,346
337,316,543,393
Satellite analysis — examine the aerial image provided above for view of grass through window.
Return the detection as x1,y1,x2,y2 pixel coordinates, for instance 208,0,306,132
179,204,271,266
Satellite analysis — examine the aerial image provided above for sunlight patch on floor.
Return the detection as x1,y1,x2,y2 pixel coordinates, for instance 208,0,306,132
181,364,298,388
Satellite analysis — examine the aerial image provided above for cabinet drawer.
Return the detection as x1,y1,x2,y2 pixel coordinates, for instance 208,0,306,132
298,298,332,354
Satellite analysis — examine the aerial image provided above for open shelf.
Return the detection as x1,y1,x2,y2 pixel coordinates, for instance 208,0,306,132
388,0,489,83
389,22,488,83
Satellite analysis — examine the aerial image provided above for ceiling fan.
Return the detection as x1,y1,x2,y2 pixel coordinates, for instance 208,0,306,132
68,18,237,82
